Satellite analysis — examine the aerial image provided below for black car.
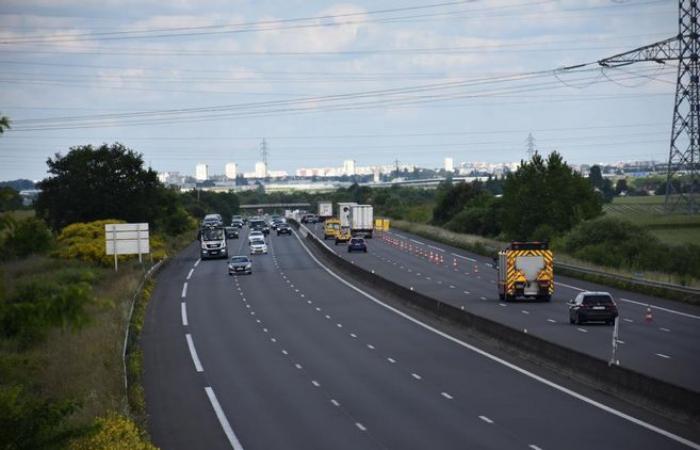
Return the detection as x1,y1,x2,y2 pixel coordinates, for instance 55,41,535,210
249,220,270,235
277,224,292,235
348,237,367,253
228,256,252,275
225,226,239,239
568,292,618,325
301,214,318,224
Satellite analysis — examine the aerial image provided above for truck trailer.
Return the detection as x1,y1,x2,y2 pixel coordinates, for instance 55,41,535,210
350,204,374,238
497,242,553,301
318,201,333,219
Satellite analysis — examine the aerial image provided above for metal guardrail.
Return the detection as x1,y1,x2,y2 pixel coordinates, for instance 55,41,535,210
122,258,165,412
555,261,700,296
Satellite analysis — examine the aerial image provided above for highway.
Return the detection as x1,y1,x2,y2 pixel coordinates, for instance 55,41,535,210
308,224,700,392
143,225,699,450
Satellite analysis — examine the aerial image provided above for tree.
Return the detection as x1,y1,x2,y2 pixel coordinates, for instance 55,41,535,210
0,187,22,212
615,178,629,195
588,165,604,189
0,115,10,135
432,180,483,225
501,152,602,240
36,143,170,230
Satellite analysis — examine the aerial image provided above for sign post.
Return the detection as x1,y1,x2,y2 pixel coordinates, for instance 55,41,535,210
105,223,150,272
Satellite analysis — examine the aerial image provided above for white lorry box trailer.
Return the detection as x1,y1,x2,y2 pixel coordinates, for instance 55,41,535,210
318,201,333,218
350,205,374,238
337,202,357,228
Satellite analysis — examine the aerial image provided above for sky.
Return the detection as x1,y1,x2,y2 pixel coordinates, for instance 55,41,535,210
0,0,678,181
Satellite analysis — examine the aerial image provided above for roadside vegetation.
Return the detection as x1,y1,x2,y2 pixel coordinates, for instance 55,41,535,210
0,142,225,449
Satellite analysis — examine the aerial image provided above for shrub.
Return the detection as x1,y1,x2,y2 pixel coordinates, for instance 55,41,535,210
70,414,156,450
0,217,54,260
54,219,166,266
0,385,84,450
558,217,700,279
0,278,93,345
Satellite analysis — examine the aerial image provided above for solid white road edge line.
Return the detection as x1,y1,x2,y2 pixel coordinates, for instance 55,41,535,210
451,252,476,262
619,297,700,320
181,282,188,299
181,302,188,326
185,333,204,372
291,229,700,450
205,387,245,450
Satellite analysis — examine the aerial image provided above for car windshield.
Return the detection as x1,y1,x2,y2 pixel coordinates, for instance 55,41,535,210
583,295,613,305
351,239,363,244
201,228,224,240
251,240,265,245
231,257,249,263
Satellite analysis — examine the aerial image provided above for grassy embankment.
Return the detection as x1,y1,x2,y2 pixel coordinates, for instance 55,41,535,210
603,196,700,246
0,214,195,449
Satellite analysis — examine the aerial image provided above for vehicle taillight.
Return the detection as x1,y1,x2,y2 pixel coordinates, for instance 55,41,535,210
538,280,550,287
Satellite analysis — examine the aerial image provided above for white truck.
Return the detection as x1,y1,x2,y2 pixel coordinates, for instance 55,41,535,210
350,204,374,238
337,202,357,228
318,201,333,219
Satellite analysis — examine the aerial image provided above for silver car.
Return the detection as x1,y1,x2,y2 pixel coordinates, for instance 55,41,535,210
228,256,252,275
250,239,268,255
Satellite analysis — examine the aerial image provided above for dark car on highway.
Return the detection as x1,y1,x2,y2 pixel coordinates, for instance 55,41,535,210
250,219,270,235
225,226,239,239
568,291,618,325
228,256,252,275
348,237,367,253
277,223,292,235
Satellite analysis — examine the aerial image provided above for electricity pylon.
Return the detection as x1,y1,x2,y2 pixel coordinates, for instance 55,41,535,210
598,1,698,213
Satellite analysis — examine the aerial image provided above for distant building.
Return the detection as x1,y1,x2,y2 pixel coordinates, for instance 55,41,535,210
343,159,356,176
225,162,238,179
444,157,454,172
254,161,268,178
195,163,209,181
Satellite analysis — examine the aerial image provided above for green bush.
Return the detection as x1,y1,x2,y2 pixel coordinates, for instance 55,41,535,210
558,217,700,279
0,277,93,346
69,413,156,450
0,385,85,450
54,219,166,265
0,217,54,260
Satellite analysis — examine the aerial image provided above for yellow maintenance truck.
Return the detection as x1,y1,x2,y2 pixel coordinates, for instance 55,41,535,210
497,242,553,302
323,218,340,240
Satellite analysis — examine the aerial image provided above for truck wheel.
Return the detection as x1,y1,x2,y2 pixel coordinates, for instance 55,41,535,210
498,293,504,301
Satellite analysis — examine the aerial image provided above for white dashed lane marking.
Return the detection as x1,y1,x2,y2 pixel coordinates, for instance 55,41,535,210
181,302,188,326
441,392,454,400
181,282,188,298
186,268,194,280
655,353,671,359
479,415,494,424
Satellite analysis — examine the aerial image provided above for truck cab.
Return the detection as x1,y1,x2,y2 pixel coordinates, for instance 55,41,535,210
199,225,228,259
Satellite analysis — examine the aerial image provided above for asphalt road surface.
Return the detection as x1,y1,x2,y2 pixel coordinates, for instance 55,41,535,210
143,225,699,450
309,224,700,392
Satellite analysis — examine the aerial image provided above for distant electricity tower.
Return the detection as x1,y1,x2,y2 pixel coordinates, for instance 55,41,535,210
260,138,269,177
598,0,698,213
526,133,537,159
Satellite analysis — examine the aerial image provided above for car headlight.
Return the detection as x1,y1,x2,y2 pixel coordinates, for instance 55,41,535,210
246,263,252,268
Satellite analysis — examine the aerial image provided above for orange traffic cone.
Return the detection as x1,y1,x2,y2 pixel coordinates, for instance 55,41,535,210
645,307,653,323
